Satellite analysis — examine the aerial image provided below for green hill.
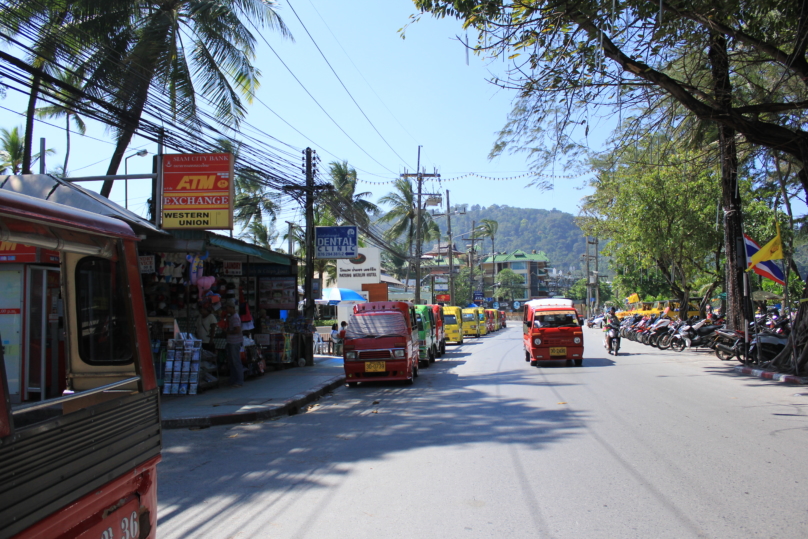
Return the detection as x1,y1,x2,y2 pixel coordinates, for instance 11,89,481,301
433,204,586,272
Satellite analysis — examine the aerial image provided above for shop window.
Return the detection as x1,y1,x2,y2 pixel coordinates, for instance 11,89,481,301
75,257,133,365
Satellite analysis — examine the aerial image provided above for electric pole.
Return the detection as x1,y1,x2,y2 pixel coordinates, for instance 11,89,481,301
400,148,440,305
429,190,464,305
466,220,481,305
283,148,331,366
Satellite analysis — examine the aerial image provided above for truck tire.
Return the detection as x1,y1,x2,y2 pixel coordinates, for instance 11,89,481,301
575,359,583,366
525,350,530,362
430,347,436,363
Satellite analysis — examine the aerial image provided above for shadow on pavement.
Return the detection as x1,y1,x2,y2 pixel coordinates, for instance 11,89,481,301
157,356,588,537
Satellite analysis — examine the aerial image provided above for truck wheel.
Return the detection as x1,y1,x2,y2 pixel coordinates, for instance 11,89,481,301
525,350,530,362
420,358,429,368
530,360,538,367
575,359,583,367
347,382,358,387
413,364,419,378
429,347,436,363
440,340,446,355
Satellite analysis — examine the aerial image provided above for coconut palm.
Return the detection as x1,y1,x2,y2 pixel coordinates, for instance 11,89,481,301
239,220,277,250
378,178,440,291
0,126,55,174
0,127,25,174
475,218,499,289
36,69,87,176
325,161,379,226
93,0,292,196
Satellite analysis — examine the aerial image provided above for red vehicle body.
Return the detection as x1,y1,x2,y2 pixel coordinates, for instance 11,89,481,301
0,190,161,539
430,304,446,356
499,310,507,328
523,298,584,366
343,302,419,386
485,309,496,332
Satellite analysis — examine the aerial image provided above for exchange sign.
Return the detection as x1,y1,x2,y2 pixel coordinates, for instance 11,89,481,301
161,153,234,230
315,226,358,259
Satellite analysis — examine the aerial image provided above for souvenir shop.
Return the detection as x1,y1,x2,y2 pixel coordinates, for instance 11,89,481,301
137,229,301,395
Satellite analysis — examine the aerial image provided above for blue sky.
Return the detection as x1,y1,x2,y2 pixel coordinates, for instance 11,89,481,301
1,0,600,240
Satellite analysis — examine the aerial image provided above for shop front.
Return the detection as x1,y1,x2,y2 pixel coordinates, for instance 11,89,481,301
138,230,303,395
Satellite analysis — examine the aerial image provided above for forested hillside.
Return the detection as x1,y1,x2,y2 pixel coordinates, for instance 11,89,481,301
433,205,586,271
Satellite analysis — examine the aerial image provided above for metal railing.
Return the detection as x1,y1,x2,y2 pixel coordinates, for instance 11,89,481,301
12,376,141,415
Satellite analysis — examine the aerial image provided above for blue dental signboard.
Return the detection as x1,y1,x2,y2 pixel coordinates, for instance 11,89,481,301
315,226,358,259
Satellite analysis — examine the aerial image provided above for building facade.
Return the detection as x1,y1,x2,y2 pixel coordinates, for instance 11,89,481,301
480,250,550,301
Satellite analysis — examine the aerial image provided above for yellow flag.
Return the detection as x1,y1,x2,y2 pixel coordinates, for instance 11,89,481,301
627,293,640,303
747,222,783,270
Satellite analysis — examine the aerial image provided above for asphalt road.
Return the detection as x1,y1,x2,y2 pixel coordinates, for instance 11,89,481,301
157,326,808,538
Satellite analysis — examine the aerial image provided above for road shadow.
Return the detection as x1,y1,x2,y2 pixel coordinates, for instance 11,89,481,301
157,361,589,537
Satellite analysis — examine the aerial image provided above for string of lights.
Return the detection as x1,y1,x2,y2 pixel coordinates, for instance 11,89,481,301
357,170,592,185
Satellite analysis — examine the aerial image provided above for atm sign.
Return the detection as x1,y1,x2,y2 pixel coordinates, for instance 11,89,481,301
161,153,234,230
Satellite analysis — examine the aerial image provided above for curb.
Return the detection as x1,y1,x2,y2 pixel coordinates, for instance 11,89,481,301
733,365,808,385
160,374,346,429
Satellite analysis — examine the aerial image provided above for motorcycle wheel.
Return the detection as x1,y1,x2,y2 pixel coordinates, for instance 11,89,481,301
658,334,672,350
715,348,734,361
648,334,659,348
670,337,686,352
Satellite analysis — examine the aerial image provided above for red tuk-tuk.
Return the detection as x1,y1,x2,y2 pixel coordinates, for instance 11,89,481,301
0,191,161,538
343,302,419,386
499,310,507,328
523,298,584,366
430,304,446,356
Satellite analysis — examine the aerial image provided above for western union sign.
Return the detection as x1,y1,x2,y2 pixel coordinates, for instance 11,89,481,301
161,153,234,230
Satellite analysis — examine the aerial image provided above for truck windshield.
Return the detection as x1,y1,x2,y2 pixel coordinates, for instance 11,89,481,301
534,311,579,328
346,312,409,339
444,314,457,325
462,313,475,321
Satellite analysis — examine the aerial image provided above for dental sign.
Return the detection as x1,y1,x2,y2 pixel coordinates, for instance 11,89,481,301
161,153,234,230
315,226,358,259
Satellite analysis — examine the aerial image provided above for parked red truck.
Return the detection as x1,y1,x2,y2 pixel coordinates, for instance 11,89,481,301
343,302,419,386
0,190,161,539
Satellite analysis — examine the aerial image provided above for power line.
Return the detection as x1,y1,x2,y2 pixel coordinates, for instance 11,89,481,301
286,0,413,169
246,19,398,175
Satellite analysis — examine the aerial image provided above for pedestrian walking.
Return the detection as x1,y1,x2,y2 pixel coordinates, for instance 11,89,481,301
225,301,244,387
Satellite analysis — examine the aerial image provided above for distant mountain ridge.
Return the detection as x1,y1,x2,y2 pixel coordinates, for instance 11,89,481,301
432,204,586,272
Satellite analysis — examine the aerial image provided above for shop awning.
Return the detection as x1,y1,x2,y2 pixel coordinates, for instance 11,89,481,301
141,229,294,266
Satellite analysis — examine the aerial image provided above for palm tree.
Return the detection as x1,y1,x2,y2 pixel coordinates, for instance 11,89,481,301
216,138,280,229
0,126,55,174
239,220,277,250
36,69,87,176
94,0,292,197
378,178,440,291
0,127,25,174
325,161,379,226
475,219,499,295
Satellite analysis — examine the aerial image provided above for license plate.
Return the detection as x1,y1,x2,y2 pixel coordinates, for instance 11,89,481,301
365,361,386,372
75,496,140,539
549,347,566,356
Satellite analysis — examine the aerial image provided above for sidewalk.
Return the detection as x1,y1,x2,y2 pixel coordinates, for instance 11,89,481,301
160,354,345,429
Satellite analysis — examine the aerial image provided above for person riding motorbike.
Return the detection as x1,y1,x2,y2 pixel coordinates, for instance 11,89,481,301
603,307,621,353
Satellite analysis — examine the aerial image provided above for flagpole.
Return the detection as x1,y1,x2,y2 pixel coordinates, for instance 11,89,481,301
740,220,751,364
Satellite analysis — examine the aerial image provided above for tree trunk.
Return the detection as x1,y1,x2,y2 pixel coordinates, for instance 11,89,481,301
22,74,41,174
709,31,745,331
102,72,154,197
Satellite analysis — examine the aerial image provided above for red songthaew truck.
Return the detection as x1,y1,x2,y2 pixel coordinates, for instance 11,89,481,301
343,302,419,386
523,298,584,367
0,190,161,539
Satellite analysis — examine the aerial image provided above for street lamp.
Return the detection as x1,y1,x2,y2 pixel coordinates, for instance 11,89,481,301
124,149,149,210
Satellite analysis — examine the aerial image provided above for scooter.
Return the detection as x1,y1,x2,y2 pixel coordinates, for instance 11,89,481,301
603,323,621,355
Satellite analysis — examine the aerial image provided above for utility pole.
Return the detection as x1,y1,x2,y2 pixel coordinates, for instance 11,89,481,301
584,238,591,318
283,148,331,366
400,148,440,305
429,190,464,305
285,221,296,255
446,190,455,304
466,220,481,305
594,237,600,312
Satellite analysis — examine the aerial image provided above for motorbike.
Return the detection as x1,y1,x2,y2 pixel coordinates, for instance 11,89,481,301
670,317,723,352
603,323,621,355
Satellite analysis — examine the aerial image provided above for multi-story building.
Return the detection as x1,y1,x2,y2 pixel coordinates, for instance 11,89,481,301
480,249,550,301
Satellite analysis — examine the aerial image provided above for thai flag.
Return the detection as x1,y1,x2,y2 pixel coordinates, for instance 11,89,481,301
744,234,785,285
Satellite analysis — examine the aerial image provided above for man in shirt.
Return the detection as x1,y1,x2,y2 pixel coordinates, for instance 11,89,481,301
195,305,218,350
225,301,244,387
